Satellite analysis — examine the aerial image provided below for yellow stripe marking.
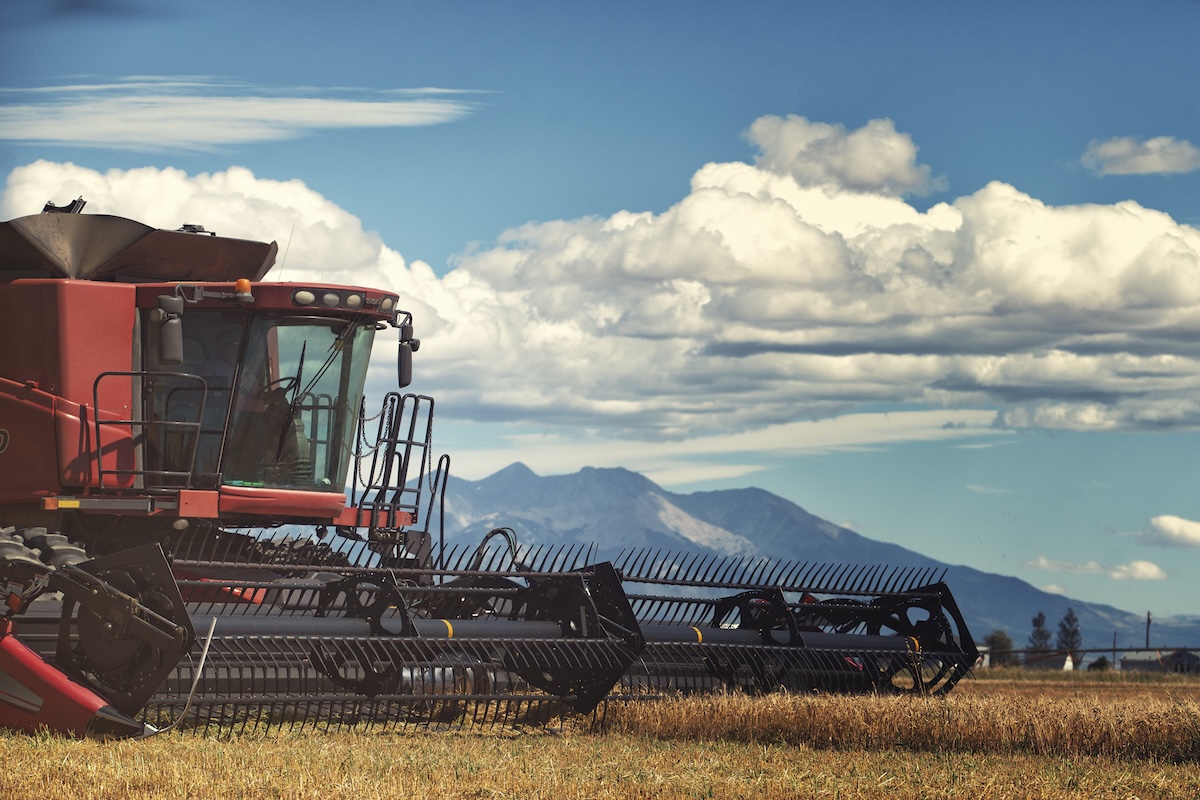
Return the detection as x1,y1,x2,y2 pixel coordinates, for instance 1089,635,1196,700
691,626,703,643
442,619,454,638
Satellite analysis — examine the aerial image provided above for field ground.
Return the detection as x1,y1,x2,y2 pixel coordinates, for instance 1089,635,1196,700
2,670,1198,799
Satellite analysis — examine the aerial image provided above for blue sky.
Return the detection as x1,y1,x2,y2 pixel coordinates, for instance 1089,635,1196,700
3,1,1200,627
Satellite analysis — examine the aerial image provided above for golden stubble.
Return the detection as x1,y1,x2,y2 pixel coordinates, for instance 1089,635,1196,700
2,671,1197,800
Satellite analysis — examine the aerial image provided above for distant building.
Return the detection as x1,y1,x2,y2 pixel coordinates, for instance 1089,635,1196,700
1120,649,1199,673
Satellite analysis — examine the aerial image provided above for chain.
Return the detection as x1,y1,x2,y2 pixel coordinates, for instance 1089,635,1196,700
351,393,439,501
423,400,438,497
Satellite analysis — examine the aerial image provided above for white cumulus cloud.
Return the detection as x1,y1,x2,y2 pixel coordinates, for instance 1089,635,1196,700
7,115,1200,450
1108,560,1168,580
1025,555,1166,581
747,115,943,196
1082,135,1200,176
1140,514,1200,548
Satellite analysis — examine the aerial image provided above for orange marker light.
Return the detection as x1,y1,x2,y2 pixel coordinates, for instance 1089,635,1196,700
234,278,254,303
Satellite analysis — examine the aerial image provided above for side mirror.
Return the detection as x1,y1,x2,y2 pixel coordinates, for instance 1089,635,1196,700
398,343,412,388
397,316,419,388
155,295,185,365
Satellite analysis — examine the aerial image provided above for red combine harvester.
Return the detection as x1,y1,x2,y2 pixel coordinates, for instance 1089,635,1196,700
1,200,977,737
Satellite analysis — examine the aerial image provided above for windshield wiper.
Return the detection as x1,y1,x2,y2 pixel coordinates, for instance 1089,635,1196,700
275,339,307,461
272,320,360,463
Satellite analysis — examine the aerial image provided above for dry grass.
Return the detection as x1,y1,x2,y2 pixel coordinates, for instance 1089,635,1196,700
602,689,1200,762
1,729,1199,800
1,672,1198,799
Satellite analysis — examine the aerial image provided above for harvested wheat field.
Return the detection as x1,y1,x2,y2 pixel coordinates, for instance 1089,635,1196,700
2,671,1198,799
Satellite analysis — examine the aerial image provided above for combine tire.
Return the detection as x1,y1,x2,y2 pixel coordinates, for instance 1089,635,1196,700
1,527,48,574
20,528,88,570
0,526,87,600
1,526,86,587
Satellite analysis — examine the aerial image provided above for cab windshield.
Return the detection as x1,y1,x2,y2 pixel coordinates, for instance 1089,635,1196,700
148,311,375,491
222,315,375,491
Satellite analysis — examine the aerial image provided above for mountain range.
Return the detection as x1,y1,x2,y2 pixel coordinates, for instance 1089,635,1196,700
432,462,1200,654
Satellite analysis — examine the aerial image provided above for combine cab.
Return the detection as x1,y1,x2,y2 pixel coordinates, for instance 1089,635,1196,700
0,201,977,737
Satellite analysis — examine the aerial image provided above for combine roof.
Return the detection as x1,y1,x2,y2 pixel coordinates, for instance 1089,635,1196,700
0,212,278,282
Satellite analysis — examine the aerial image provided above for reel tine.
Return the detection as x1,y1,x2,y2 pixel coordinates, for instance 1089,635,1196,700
528,543,548,571
664,550,696,583
619,547,646,579
443,542,469,571
745,556,774,588
564,543,586,571
612,547,632,572
777,556,806,587
552,543,571,571
825,562,854,594
856,563,883,594
843,563,867,593
535,544,552,575
799,560,826,589
534,543,558,572
624,547,655,580
629,547,657,578
904,566,926,593
662,550,691,583
701,552,730,585
723,556,752,587
754,556,785,587
723,555,754,586
810,561,837,591
549,543,572,571
915,568,933,589
880,565,902,594
703,553,730,585
562,543,582,570
778,559,813,590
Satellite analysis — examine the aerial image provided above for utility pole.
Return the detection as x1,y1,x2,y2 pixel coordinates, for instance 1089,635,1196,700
1112,631,1117,669
1146,611,1151,649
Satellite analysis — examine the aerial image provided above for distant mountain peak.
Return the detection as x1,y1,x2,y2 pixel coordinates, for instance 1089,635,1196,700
487,462,538,480
578,465,659,492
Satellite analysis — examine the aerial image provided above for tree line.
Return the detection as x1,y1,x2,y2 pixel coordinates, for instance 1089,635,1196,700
983,608,1088,668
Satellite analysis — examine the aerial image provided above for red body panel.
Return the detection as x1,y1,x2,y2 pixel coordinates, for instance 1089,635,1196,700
0,617,142,737
0,378,136,502
0,280,135,407
219,484,349,520
0,281,137,501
